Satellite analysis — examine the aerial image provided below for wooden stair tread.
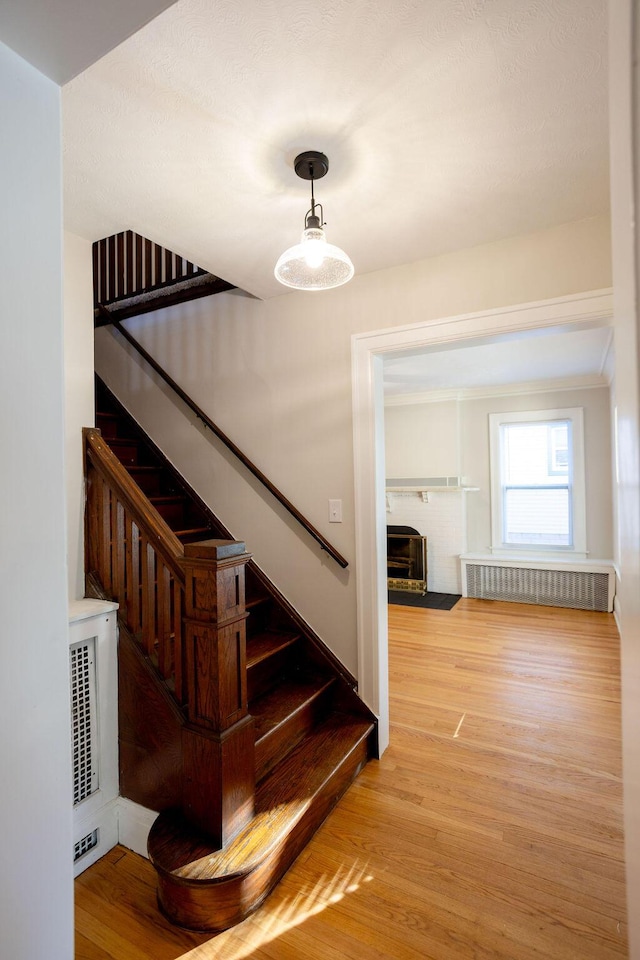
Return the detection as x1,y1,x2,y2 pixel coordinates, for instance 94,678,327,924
173,525,213,538
245,595,270,611
108,436,141,446
251,676,333,741
246,631,299,669
149,494,187,504
148,714,373,882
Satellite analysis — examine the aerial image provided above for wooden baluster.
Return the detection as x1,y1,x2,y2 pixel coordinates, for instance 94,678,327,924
116,232,125,299
99,239,108,305
127,518,141,635
125,231,134,298
92,242,100,309
85,461,98,576
99,480,112,592
134,233,143,295
181,539,255,847
144,237,152,291
140,536,157,658
154,242,162,286
157,562,172,680
173,579,184,704
107,234,116,303
113,498,126,603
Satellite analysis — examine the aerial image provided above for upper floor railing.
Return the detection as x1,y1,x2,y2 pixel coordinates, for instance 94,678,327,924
93,230,235,323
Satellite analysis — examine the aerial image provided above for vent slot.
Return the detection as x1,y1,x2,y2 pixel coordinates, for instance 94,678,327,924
465,564,610,611
70,638,98,805
74,829,99,862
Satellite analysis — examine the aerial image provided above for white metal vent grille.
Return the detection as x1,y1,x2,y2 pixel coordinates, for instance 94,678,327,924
465,564,610,611
74,829,99,862
70,638,98,805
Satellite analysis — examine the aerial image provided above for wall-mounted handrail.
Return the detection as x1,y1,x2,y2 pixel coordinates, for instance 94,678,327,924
108,320,349,568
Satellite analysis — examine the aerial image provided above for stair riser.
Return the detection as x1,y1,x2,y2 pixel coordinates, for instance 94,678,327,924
247,645,296,703
152,502,187,527
95,413,120,438
108,439,141,465
254,685,333,783
153,734,370,931
129,471,163,496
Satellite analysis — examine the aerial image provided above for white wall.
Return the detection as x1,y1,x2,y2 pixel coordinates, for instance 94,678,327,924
64,231,95,600
385,400,459,479
0,40,73,960
384,384,613,592
96,216,611,678
609,4,640,956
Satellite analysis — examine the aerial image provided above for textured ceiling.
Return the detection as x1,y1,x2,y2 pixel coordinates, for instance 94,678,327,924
62,0,609,300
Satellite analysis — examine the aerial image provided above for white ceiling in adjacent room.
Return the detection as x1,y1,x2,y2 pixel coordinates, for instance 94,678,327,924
383,325,613,398
57,0,609,300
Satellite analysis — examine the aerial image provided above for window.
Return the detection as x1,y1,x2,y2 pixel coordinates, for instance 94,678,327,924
489,408,586,557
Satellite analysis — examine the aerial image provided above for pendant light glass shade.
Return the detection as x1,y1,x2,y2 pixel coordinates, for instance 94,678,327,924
275,150,354,291
274,225,354,290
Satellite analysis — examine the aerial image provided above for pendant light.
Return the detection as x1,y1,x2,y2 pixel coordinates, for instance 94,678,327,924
274,151,354,291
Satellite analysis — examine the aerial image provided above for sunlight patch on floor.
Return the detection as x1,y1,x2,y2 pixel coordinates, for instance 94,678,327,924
175,859,373,959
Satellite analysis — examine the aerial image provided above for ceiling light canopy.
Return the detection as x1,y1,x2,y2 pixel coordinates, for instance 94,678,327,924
274,151,354,291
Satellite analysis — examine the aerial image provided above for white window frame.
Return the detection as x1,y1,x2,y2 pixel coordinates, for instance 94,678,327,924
489,407,587,559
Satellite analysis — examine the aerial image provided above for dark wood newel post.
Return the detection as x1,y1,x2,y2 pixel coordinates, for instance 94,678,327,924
181,539,255,848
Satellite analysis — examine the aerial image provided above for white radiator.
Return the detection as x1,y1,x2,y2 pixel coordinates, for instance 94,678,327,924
460,556,615,612
69,599,119,876
70,638,98,806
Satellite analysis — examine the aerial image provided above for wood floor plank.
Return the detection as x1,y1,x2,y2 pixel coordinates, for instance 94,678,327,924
75,598,628,960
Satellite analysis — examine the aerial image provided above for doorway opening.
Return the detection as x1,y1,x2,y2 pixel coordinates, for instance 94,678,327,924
351,288,613,754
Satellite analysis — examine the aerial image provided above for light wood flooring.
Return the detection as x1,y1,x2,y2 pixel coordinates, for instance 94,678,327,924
75,598,628,959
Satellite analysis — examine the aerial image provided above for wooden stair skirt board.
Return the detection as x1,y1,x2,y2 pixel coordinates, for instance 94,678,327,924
91,376,377,932
148,716,373,931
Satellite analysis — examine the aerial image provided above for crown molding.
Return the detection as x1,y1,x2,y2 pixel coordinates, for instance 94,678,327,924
384,373,609,407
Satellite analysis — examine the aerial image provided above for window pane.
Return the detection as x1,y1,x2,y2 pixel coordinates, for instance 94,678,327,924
502,421,570,485
504,487,570,545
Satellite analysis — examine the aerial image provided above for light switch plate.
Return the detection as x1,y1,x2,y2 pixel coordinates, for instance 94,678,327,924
328,499,342,523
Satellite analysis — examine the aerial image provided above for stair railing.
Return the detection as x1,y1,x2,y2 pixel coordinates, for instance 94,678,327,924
85,428,187,697
106,319,349,568
84,427,256,846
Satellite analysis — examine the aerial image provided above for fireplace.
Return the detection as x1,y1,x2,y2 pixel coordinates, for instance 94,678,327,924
387,525,428,594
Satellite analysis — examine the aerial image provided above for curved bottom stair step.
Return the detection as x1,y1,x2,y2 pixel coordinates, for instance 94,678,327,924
147,714,374,932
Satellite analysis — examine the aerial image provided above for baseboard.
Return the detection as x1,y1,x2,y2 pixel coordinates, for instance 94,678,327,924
73,797,119,877
116,797,158,859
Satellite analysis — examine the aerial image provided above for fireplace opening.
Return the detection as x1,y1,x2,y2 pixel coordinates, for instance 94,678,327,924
387,525,428,594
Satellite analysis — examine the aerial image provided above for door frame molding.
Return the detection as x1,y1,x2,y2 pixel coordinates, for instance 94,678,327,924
351,287,613,753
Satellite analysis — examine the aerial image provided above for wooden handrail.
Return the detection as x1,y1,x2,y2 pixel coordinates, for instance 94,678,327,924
109,320,349,568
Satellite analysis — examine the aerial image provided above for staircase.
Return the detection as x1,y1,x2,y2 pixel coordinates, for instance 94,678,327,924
88,378,376,931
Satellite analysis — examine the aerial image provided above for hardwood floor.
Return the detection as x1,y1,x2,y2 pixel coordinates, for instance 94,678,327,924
75,599,628,959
